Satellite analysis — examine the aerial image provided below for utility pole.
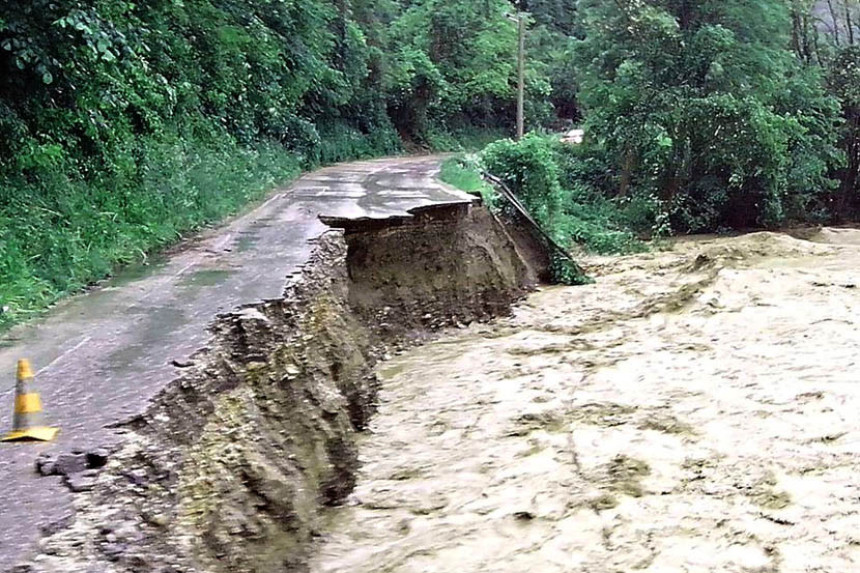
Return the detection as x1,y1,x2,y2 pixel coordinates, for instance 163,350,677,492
516,11,526,140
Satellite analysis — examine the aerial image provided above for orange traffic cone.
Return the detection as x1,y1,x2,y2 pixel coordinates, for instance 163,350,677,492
2,359,58,442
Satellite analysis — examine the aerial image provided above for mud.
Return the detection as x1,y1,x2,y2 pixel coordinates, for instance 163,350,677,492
11,202,530,573
309,229,860,573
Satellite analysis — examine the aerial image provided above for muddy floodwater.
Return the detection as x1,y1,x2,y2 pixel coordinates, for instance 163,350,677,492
310,229,860,573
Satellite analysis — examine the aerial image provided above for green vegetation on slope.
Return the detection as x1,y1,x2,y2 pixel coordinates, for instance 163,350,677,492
0,0,575,327
441,138,648,257
0,139,301,326
458,1,860,258
6,0,860,325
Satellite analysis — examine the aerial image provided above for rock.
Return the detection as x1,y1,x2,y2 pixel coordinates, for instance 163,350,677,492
54,453,88,476
65,472,97,492
144,512,170,528
123,468,149,486
39,513,75,536
171,359,194,368
35,454,56,476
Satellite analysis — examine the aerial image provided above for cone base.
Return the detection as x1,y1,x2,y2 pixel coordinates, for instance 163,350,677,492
1,426,59,442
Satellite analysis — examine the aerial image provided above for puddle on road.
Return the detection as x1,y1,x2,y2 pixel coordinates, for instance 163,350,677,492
310,229,860,573
235,233,260,253
108,256,169,289
105,306,190,371
179,269,237,289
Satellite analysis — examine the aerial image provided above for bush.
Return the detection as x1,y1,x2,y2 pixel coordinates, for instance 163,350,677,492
0,134,301,329
481,134,564,231
479,135,646,256
439,156,497,207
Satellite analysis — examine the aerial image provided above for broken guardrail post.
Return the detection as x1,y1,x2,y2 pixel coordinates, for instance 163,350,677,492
481,171,591,284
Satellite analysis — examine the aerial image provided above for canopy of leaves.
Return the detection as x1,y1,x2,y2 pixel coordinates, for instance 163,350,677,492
574,0,843,231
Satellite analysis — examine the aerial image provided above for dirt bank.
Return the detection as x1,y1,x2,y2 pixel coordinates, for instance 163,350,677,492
309,229,860,573
10,202,531,573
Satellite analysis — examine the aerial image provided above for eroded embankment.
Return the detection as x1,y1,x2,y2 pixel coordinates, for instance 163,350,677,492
13,203,530,573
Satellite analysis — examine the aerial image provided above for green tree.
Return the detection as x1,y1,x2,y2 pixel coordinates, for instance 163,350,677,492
575,0,842,231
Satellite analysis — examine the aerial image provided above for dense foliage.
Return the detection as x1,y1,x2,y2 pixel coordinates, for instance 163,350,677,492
0,0,574,326
573,0,843,232
6,0,860,323
467,1,860,252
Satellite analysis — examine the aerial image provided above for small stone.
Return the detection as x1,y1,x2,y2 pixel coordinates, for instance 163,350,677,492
35,454,57,476
124,468,149,486
145,513,170,528
65,472,96,492
54,453,88,476
171,359,194,368
39,512,75,536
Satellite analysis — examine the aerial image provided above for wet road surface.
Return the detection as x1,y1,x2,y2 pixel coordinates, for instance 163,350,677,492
0,156,471,570
310,230,860,573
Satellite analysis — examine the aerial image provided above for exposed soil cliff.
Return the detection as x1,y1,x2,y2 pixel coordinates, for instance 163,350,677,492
13,202,531,573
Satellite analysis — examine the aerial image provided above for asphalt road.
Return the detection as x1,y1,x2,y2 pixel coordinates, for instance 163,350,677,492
0,156,473,570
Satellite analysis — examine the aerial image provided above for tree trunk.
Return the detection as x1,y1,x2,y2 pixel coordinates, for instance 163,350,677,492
619,148,635,198
828,0,843,45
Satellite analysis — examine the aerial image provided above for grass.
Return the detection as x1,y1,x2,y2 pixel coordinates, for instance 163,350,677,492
441,150,647,257
439,156,495,206
0,137,302,330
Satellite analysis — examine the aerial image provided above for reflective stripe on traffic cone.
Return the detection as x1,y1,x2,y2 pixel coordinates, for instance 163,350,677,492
2,359,58,442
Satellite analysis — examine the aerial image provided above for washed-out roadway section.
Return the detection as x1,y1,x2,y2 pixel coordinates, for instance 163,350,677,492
0,156,472,571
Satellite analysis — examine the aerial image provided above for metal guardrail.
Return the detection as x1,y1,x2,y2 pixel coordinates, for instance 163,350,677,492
481,172,587,277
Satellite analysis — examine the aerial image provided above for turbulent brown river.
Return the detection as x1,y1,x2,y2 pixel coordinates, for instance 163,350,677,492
310,229,860,573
